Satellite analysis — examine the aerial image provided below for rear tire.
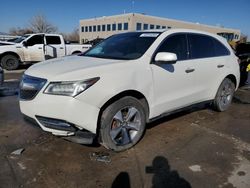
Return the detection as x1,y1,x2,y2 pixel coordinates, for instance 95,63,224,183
213,78,235,112
100,97,146,152
1,54,19,70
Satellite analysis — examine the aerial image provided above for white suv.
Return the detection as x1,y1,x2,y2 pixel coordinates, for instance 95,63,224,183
19,29,240,151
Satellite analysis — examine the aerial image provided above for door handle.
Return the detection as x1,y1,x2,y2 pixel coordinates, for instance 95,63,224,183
185,68,195,73
60,47,64,49
217,64,224,68
38,47,42,49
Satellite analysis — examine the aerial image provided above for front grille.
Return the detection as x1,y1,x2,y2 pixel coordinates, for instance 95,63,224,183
19,75,47,100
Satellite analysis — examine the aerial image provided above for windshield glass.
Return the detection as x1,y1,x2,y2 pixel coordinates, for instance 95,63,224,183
84,32,161,60
13,35,30,43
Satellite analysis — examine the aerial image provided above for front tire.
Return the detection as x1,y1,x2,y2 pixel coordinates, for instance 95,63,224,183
213,78,235,112
100,97,146,152
1,54,19,70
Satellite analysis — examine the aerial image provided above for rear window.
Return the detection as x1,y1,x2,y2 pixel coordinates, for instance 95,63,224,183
188,34,229,59
46,36,61,45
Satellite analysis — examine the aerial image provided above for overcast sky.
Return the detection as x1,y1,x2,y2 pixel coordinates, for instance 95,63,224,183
1,0,250,38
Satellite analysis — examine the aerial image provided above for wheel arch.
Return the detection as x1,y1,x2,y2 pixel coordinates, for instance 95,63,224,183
71,51,81,55
0,51,21,62
96,90,150,136
225,74,237,88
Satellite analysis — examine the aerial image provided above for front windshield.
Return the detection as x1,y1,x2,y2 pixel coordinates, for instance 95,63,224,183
13,35,30,43
84,32,161,60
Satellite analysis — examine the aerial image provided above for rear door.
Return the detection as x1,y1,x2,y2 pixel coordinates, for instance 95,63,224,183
187,34,230,100
150,34,197,116
45,35,65,59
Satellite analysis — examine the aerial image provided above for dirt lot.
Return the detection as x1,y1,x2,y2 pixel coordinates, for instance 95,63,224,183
0,70,250,188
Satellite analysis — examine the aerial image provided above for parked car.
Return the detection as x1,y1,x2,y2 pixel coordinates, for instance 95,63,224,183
0,66,3,86
0,33,92,70
19,29,240,151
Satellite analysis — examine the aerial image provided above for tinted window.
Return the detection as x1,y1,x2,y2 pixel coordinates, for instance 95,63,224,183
26,35,44,46
189,34,214,58
213,38,230,56
46,36,61,45
107,24,111,31
124,23,128,30
136,23,142,30
189,34,230,58
156,34,188,61
118,23,122,30
112,24,116,31
102,25,106,31
143,24,148,30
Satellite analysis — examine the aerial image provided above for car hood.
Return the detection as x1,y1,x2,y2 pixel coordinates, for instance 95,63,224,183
0,41,15,46
25,55,127,80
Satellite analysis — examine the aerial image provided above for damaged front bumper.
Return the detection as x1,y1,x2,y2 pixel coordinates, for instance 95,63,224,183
23,114,96,145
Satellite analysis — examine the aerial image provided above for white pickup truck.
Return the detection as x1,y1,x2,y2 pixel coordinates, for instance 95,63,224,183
0,33,92,70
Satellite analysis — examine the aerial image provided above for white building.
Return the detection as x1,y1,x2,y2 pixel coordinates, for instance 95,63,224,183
79,13,241,44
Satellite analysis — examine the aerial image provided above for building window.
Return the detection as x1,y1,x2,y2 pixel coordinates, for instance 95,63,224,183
81,27,84,32
143,24,148,30
156,25,160,29
168,26,172,29
93,25,96,32
107,24,111,31
150,24,154,29
89,26,92,32
124,23,128,30
136,23,142,30
85,26,88,32
102,24,106,31
118,23,122,30
112,23,116,31
97,25,101,31
162,26,166,29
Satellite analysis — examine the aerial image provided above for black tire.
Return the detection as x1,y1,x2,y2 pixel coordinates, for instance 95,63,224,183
213,78,235,112
100,96,146,152
1,54,19,70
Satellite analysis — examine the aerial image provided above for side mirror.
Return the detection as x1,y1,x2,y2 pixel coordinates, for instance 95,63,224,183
154,52,177,64
23,41,27,47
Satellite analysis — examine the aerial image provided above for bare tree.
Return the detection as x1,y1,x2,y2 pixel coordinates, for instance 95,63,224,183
29,14,58,33
9,27,34,36
62,28,79,43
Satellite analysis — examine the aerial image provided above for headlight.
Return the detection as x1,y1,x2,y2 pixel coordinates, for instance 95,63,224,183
44,77,99,97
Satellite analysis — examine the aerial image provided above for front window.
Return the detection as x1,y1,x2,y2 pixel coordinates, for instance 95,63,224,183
84,32,161,60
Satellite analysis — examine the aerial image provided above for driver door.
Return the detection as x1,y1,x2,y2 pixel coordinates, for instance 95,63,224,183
23,35,45,62
150,34,197,116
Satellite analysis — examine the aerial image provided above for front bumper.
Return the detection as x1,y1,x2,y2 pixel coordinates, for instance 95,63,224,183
23,114,96,144
20,93,100,136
